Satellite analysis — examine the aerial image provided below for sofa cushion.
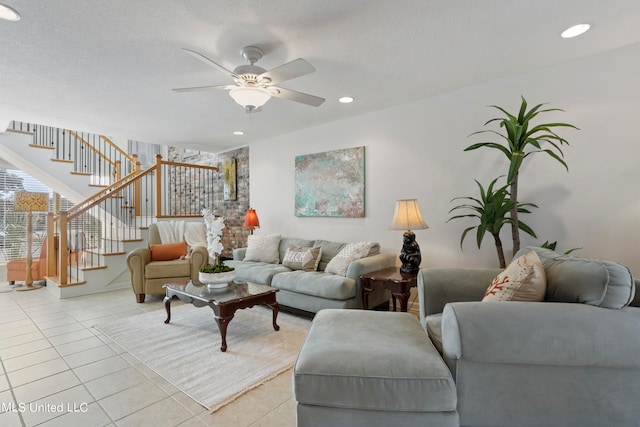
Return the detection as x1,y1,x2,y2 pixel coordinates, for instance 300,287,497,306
145,259,191,278
271,271,357,300
225,260,291,286
278,238,315,263
483,250,546,302
516,246,635,309
244,234,281,264
149,241,187,261
294,309,457,413
325,241,373,276
313,240,347,271
282,245,322,272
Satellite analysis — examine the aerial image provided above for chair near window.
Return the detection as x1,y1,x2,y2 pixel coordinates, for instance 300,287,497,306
6,239,48,285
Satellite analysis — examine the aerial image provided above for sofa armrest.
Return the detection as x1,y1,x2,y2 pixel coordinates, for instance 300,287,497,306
189,245,208,279
233,247,247,261
417,268,500,326
442,301,640,369
126,248,151,294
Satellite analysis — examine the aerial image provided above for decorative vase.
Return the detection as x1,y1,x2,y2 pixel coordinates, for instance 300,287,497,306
198,271,235,289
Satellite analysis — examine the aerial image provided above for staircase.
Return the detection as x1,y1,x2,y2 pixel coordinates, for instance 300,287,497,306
1,121,219,298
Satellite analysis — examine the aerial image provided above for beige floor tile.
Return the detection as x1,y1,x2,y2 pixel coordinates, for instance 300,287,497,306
73,354,131,383
37,401,111,427
0,331,46,350
0,409,22,427
2,347,60,373
40,320,86,338
8,357,70,388
171,392,208,416
20,384,95,426
0,338,52,360
0,322,38,339
115,396,193,427
0,312,29,325
63,344,117,368
0,374,9,392
85,366,148,400
177,417,209,427
55,335,106,356
36,315,80,330
47,328,96,347
12,370,79,403
98,381,169,421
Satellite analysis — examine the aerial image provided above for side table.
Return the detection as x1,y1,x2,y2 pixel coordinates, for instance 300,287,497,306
360,267,418,312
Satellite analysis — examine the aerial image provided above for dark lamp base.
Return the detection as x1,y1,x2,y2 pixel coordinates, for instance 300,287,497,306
398,230,422,275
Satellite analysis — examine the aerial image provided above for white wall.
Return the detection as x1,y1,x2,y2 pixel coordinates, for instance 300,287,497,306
250,43,640,276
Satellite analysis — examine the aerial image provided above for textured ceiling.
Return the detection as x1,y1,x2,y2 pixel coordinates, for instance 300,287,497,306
1,0,639,153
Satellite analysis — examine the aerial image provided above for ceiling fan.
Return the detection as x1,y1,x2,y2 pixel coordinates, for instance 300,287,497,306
173,46,325,113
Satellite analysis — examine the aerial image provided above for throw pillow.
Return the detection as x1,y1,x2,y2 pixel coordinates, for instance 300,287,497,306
325,241,374,276
244,234,281,264
483,250,547,302
282,245,322,271
150,241,187,262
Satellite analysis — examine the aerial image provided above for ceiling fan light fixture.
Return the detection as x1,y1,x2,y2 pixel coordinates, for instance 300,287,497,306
229,86,271,110
0,3,21,21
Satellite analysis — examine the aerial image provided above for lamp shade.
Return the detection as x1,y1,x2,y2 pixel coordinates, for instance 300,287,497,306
388,199,428,230
243,208,260,229
14,192,49,212
229,87,271,110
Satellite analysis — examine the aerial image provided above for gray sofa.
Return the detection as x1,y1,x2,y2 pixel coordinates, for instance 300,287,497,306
294,246,639,427
227,237,396,314
418,246,640,427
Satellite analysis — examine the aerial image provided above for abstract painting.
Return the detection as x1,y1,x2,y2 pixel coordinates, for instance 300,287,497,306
295,147,365,217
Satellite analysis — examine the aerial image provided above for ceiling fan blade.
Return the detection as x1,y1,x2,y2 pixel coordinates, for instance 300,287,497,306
172,84,234,93
260,58,316,84
271,87,325,107
181,48,237,78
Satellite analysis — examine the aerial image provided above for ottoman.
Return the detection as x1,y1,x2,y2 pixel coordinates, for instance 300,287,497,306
293,309,458,427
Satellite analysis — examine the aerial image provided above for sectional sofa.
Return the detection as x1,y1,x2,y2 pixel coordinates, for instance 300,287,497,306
294,247,640,427
226,235,396,314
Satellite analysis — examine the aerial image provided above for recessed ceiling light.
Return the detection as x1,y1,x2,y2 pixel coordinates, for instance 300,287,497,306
339,96,354,104
561,23,591,38
233,131,244,136
0,3,20,21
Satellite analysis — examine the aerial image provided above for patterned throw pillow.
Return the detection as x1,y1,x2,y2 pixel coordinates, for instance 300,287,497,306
282,245,322,271
325,242,374,276
483,250,547,302
244,234,281,264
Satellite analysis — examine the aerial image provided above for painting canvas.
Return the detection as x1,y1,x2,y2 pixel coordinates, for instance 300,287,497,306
295,147,365,217
223,159,237,201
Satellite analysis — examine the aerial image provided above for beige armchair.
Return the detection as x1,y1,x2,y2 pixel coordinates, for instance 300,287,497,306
126,222,208,303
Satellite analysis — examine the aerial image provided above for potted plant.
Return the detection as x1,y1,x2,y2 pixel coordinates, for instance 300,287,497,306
464,96,578,253
448,177,537,268
199,208,235,288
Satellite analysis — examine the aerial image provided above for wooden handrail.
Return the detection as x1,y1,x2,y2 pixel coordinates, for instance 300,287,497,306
101,135,137,164
67,166,151,221
67,130,117,167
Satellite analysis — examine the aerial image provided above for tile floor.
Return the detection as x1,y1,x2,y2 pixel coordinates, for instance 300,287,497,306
0,279,297,427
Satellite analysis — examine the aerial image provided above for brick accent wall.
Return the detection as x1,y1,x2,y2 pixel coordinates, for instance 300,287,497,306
168,146,250,258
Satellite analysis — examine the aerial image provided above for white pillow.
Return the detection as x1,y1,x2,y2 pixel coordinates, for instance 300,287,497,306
244,234,281,264
325,241,373,276
483,250,547,302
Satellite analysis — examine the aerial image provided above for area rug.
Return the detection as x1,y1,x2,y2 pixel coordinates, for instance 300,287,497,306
95,304,311,412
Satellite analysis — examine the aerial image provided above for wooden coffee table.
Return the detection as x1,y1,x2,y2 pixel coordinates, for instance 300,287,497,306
163,280,279,352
